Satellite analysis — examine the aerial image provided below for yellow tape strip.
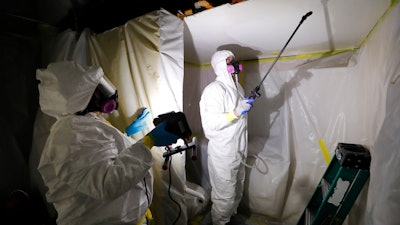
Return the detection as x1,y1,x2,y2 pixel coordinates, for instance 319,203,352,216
318,139,331,165
185,49,356,67
360,0,399,47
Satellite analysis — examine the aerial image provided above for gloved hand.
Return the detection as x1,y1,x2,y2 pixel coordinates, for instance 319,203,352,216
126,108,151,136
146,120,180,147
234,97,254,116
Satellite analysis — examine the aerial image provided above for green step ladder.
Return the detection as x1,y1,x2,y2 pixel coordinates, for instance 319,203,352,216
297,142,371,225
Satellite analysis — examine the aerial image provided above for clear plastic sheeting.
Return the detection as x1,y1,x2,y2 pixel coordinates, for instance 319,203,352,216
365,3,400,225
183,4,400,225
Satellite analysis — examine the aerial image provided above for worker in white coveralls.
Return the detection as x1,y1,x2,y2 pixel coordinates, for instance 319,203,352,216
36,61,180,225
199,50,254,225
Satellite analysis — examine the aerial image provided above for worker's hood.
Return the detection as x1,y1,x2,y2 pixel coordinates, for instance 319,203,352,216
211,50,237,90
36,61,104,118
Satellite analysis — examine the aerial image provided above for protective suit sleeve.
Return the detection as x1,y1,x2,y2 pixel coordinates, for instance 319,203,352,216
48,117,154,201
200,83,237,132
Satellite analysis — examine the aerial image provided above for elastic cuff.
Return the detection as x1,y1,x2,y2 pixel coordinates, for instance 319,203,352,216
143,135,155,149
226,111,238,122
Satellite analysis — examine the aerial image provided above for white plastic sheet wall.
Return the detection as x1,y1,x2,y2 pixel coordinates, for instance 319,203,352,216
183,4,400,225
87,9,187,225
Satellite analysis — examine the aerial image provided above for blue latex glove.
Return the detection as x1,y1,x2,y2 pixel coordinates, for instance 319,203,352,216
235,97,255,115
126,108,151,136
147,120,180,146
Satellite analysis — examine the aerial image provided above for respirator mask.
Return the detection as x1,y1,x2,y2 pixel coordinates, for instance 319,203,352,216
97,76,118,113
77,76,118,115
227,59,243,74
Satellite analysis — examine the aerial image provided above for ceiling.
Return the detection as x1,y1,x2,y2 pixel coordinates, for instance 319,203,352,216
1,0,393,65
183,0,392,65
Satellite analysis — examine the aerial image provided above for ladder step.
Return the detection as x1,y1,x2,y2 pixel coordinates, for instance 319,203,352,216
296,143,371,225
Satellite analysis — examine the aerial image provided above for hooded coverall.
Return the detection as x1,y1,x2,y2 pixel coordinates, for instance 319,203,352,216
36,61,154,225
199,50,248,225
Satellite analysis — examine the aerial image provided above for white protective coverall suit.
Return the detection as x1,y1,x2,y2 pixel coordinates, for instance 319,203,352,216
36,61,154,225
199,50,248,225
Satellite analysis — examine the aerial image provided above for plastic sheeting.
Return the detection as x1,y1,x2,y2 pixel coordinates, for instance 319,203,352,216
183,0,391,65
183,3,400,225
365,3,400,225
88,10,188,225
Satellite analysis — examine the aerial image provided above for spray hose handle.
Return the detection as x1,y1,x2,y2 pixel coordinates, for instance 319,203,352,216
248,86,261,100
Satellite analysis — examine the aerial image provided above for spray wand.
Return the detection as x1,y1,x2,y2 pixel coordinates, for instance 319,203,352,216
249,11,313,99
